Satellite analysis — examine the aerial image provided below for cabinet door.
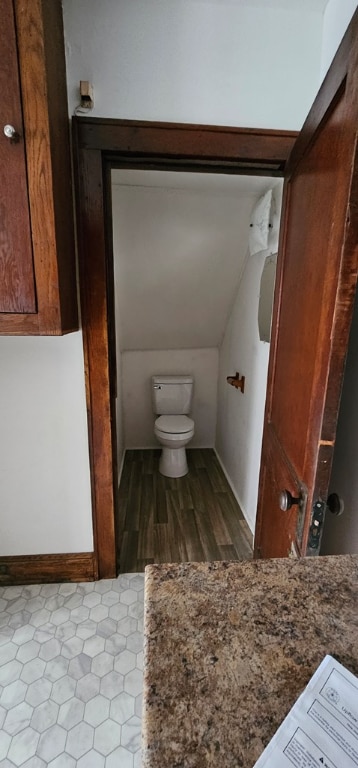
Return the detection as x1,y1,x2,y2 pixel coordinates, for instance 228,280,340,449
0,0,36,313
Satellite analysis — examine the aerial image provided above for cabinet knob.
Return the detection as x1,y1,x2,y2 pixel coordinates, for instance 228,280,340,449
3,124,19,140
279,489,302,511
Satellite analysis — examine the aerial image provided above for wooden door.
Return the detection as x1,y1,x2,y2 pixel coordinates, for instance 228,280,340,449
254,11,358,559
0,0,36,313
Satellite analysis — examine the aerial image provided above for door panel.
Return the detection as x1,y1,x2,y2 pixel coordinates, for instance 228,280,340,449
0,0,36,313
255,11,358,558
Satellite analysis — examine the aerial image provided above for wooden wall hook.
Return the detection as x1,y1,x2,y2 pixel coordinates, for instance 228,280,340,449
226,372,245,393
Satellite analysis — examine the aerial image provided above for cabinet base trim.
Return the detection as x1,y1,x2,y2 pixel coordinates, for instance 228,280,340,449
0,552,97,585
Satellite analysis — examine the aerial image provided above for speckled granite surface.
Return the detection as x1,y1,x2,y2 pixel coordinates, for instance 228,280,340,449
142,556,358,768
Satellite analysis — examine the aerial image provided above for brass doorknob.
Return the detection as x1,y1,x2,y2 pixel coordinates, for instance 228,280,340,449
279,489,301,512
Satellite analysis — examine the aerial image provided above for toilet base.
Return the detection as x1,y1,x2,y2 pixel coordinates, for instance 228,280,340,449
159,446,188,478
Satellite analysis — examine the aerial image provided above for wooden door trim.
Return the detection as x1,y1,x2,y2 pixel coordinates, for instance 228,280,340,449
72,118,297,579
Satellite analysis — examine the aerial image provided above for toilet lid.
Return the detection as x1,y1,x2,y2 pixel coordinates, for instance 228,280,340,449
155,415,194,434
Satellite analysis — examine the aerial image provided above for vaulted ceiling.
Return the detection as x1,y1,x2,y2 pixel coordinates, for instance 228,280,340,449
111,170,281,351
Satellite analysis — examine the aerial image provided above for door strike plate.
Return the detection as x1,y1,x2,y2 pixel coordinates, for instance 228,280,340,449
308,499,326,549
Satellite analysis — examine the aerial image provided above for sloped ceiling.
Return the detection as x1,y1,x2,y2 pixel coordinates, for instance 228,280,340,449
111,170,279,351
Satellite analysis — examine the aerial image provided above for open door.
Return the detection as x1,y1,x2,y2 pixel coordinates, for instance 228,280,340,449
254,10,358,559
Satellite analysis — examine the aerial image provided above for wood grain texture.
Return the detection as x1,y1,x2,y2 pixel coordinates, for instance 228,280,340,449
118,449,253,573
255,9,358,559
0,552,96,585
0,0,78,334
0,0,36,313
72,117,293,579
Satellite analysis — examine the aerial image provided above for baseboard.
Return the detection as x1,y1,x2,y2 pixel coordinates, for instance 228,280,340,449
214,449,255,539
117,448,126,488
0,552,97,586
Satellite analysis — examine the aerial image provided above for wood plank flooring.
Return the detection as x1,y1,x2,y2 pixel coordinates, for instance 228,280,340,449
117,449,253,573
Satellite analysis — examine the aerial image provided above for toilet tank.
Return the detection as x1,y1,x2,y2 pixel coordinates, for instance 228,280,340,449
152,375,193,415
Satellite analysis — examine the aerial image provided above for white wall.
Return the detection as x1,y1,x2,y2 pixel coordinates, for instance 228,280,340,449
215,184,283,533
320,0,357,81
122,349,218,448
63,0,323,130
0,335,93,555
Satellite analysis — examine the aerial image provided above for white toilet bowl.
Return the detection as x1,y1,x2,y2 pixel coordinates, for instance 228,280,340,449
154,415,194,477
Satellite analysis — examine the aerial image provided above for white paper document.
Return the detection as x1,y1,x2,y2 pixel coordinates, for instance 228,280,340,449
254,655,358,768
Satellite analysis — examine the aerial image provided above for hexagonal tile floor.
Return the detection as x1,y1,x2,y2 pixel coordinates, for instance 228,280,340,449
0,574,144,766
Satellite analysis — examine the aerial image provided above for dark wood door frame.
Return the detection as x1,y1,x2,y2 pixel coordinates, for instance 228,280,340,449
72,118,297,579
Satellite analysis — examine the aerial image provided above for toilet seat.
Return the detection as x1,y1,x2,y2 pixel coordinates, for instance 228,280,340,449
155,415,194,434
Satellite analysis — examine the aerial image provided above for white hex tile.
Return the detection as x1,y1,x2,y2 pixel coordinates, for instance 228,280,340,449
0,730,11,761
105,633,126,656
114,650,136,676
39,638,62,661
108,603,128,622
51,608,70,626
94,718,122,756
7,726,39,766
16,640,40,664
0,703,6,728
117,617,137,638
68,653,91,680
83,592,101,609
0,642,17,666
94,581,112,595
45,655,69,682
66,721,94,759
136,651,144,671
83,635,105,658
51,675,76,705
84,694,110,727
100,671,124,700
77,749,105,768
101,590,120,607
6,598,27,615
58,696,85,730
59,584,77,596
112,576,130,592
0,627,14,646
124,669,143,698
40,584,60,598
110,691,135,725
95,618,117,638
134,748,141,768
106,745,134,768
44,594,66,612
135,693,142,718
0,598,7,612
60,635,83,659
91,652,113,678
48,754,76,768
63,593,83,611
3,701,33,736
31,699,59,733
21,585,42,600
19,758,46,768
37,723,67,762
33,624,56,644
20,657,46,684
89,605,108,624
25,678,52,707
126,631,143,654
0,614,11,629
128,602,144,620
70,606,90,625
8,611,31,630
25,597,46,614
76,673,100,703
2,587,22,600
30,609,51,628
1,679,27,709
55,622,77,644
76,620,98,640
128,575,144,592
120,590,137,606
0,660,22,686
121,715,141,753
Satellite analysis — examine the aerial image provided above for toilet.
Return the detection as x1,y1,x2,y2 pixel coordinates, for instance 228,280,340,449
152,375,195,478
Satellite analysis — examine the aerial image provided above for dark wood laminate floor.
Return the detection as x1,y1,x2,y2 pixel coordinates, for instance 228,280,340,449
117,449,253,573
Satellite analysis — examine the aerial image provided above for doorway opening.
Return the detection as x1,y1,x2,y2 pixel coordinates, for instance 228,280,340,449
111,167,283,572
73,117,296,578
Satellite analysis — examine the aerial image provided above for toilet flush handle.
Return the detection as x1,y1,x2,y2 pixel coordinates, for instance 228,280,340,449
153,385,162,389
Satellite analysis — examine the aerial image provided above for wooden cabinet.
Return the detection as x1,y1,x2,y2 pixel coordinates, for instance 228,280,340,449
0,0,78,334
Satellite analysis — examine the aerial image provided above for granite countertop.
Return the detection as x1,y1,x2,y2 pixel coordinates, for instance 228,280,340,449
142,555,358,768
